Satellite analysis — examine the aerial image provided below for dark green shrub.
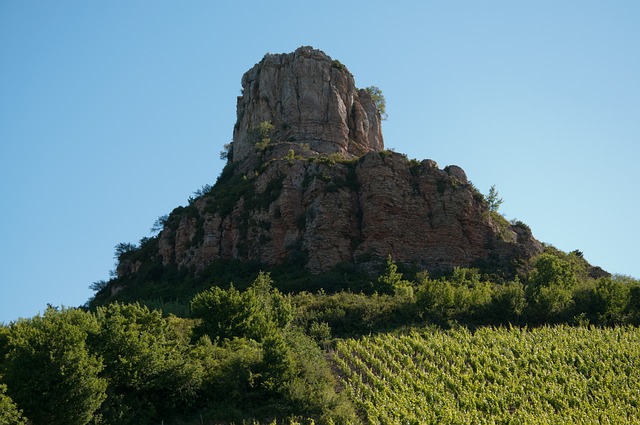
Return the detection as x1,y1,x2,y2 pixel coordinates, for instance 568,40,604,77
526,253,577,322
1,307,107,425
191,272,293,343
92,303,202,424
489,280,527,323
590,277,632,324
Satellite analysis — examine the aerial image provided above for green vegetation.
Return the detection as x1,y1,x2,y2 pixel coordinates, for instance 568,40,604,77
3,252,640,423
0,383,27,424
220,142,233,161
1,307,107,425
252,120,275,151
191,272,293,343
331,59,345,70
91,303,201,424
334,325,640,424
486,184,503,213
365,86,387,120
1,275,357,425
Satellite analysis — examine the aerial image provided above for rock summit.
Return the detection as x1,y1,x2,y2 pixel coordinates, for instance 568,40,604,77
231,46,384,170
118,47,543,280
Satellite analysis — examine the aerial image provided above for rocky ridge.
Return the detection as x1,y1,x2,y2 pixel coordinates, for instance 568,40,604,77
118,47,543,280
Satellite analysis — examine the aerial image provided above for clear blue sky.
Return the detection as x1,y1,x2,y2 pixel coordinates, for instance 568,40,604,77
1,1,639,323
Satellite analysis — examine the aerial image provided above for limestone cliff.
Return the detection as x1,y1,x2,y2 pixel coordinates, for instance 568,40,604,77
118,47,542,280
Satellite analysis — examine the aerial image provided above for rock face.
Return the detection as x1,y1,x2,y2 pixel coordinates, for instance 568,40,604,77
120,47,543,279
151,150,541,275
231,46,384,171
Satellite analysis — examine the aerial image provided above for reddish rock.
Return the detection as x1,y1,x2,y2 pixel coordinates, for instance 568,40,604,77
124,47,544,279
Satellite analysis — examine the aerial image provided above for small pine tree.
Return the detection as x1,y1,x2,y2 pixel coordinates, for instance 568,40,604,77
486,185,504,213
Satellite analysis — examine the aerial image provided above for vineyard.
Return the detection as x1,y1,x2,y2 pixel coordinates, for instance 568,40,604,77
333,326,640,424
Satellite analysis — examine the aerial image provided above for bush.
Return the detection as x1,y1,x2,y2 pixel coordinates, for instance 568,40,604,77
376,256,413,296
526,253,577,322
280,329,358,423
415,268,493,323
596,278,627,323
490,279,527,322
293,291,406,337
1,307,107,425
92,303,202,424
252,121,275,151
193,336,264,414
191,272,293,343
416,276,457,321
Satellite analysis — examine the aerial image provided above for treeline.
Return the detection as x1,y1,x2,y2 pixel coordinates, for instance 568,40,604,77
289,252,640,340
2,249,640,424
410,250,640,327
0,273,356,425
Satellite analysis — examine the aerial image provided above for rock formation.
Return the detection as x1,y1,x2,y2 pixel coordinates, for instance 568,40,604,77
118,47,543,280
231,46,384,171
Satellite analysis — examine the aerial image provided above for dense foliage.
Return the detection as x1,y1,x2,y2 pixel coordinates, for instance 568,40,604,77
0,275,355,425
0,307,106,425
334,325,640,424
0,383,27,425
3,249,640,423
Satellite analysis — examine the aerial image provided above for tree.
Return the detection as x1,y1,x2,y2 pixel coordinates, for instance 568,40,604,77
89,279,109,292
491,279,527,321
92,303,202,424
150,214,168,234
246,271,294,334
591,277,631,324
486,184,503,213
529,253,577,289
526,253,577,320
191,272,293,343
365,86,387,120
114,242,137,260
190,284,248,342
1,307,107,425
416,275,457,321
220,142,233,161
377,255,412,296
0,384,27,425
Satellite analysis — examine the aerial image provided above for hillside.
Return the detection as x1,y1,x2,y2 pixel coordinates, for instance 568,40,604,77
89,46,564,309
4,265,640,424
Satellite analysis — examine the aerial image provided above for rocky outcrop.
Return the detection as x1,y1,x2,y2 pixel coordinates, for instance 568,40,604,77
231,46,384,172
152,151,541,275
118,47,543,279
